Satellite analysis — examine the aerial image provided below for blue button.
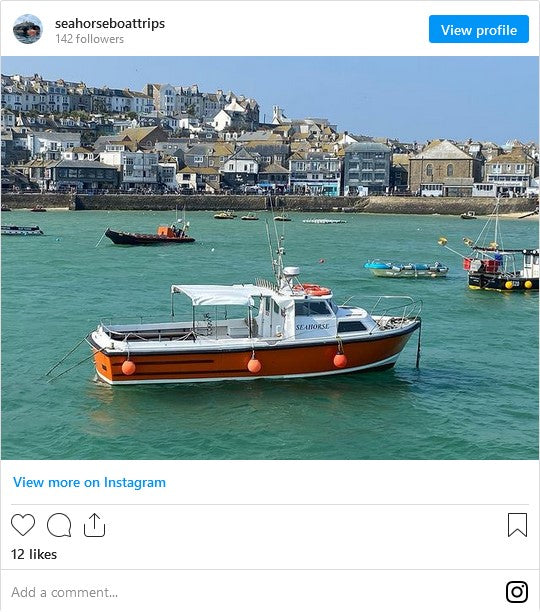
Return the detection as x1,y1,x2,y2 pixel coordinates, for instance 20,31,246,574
429,15,529,43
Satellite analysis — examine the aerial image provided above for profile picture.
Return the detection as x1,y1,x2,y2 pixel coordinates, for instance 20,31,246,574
13,14,42,44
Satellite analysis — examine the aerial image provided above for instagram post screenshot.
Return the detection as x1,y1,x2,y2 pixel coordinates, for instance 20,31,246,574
0,1,538,609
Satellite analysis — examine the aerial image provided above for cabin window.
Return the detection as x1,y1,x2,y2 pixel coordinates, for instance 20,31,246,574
295,301,332,317
273,301,280,315
338,321,367,333
309,301,331,315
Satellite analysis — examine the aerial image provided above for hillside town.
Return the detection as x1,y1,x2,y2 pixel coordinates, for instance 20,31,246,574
1,73,539,198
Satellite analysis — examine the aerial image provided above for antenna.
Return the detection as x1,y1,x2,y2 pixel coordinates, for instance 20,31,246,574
264,219,276,278
494,196,499,249
275,234,285,283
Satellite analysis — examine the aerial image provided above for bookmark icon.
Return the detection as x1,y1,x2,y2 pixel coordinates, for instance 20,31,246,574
508,513,527,538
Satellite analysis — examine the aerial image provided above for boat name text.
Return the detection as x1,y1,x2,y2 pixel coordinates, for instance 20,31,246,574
296,323,330,331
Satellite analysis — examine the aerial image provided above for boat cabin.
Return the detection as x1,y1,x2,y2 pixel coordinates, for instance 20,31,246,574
158,225,175,237
522,249,539,279
168,277,376,343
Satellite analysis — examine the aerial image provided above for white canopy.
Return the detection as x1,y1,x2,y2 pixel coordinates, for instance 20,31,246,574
171,284,294,309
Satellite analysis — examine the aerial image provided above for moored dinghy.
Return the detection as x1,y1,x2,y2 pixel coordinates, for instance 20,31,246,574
364,260,449,278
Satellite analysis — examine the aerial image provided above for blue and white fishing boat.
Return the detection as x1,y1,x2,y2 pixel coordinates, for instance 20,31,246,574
364,260,449,278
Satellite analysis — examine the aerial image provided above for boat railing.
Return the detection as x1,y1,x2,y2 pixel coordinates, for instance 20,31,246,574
361,296,422,331
99,314,241,342
255,278,279,293
100,315,179,327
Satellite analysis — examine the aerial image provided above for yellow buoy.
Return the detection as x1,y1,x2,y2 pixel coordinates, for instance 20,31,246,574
504,281,513,290
524,280,533,289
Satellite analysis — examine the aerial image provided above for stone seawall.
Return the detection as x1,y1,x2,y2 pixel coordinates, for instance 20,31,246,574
1,194,74,209
2,193,537,215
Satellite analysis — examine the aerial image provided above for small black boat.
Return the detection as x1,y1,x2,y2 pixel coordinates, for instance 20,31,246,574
105,222,195,246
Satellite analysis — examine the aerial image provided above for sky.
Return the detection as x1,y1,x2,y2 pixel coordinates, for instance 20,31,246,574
2,56,538,144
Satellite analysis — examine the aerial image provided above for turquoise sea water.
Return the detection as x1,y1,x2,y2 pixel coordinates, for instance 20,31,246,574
1,209,538,459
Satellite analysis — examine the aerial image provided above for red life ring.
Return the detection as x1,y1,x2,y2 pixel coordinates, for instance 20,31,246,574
293,283,331,296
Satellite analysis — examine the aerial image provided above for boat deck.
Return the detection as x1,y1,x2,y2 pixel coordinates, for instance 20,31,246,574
101,319,253,342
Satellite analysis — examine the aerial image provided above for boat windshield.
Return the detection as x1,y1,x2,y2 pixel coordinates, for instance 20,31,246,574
294,301,333,316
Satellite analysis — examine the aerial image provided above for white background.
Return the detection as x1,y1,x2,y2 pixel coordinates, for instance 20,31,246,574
0,1,539,57
1,1,539,610
2,460,538,609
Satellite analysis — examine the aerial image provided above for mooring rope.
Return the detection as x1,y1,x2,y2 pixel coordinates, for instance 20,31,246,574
45,336,87,377
46,344,107,384
415,321,422,369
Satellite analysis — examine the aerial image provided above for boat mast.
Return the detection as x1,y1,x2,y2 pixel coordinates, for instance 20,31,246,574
494,198,499,248
274,236,285,285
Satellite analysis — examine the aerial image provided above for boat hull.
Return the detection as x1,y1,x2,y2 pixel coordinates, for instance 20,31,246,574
1,225,43,236
89,323,420,384
370,269,448,278
105,228,195,245
468,273,539,291
364,262,448,278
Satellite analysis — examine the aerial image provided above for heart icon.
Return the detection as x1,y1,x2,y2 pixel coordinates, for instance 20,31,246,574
11,514,35,536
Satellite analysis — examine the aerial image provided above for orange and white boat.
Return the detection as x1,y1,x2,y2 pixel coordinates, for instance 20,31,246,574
87,252,422,384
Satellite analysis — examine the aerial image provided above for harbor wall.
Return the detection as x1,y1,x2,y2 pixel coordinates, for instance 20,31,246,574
1,193,537,215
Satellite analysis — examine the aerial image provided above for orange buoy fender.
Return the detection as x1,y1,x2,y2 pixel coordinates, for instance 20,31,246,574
293,283,331,296
247,358,262,373
333,353,348,368
308,287,331,296
121,360,136,375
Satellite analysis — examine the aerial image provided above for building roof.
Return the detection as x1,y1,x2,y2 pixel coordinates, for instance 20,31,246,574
186,142,235,156
392,154,410,167
413,140,472,160
345,142,391,153
30,131,81,141
259,163,289,173
65,146,94,153
178,166,220,175
487,147,536,164
56,159,117,169
117,126,165,142
237,130,285,143
224,147,259,162
242,143,289,156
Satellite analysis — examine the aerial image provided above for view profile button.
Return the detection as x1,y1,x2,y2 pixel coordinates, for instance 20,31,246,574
429,15,529,43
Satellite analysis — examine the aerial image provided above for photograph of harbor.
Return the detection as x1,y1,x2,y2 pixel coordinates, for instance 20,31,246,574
1,56,538,460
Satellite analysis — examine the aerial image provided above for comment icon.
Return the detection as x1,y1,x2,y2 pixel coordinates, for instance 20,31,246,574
47,513,71,537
